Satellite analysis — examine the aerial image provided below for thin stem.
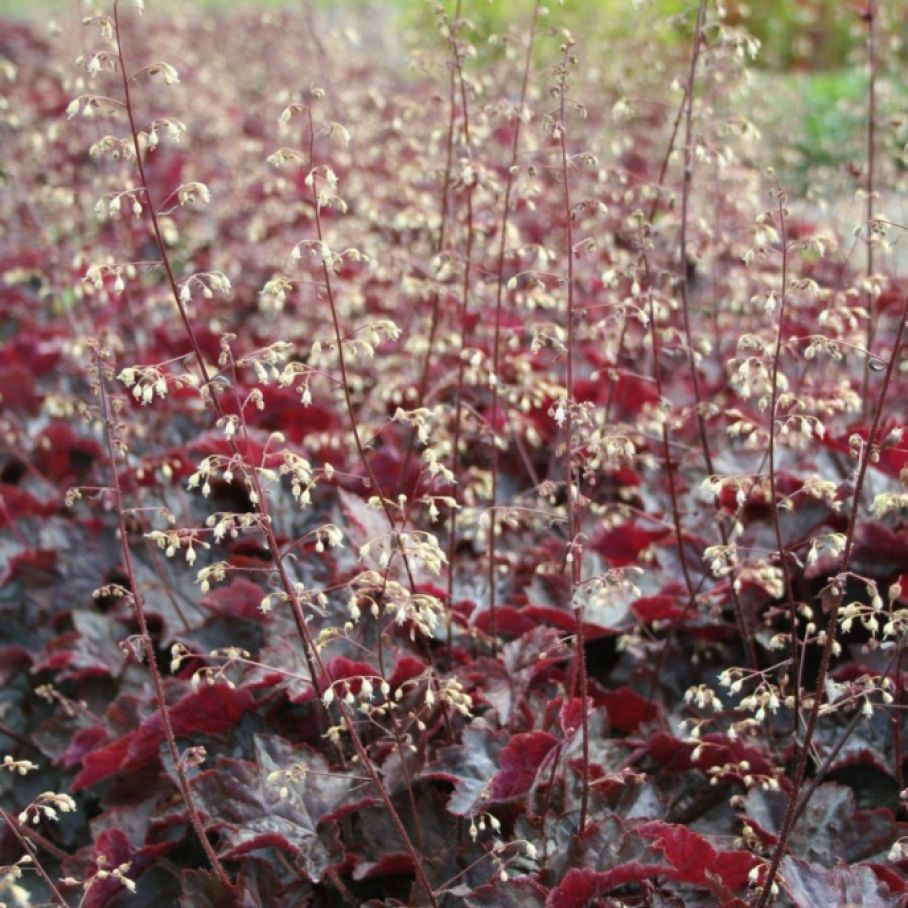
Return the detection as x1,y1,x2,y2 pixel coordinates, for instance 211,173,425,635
371,608,426,850
112,2,323,699
111,16,435,898
305,106,413,576
487,0,540,659
758,284,908,905
555,37,589,838
439,8,478,652
0,806,69,907
677,0,710,481
675,0,757,670
861,0,877,422
767,193,801,730
895,642,905,792
95,353,232,890
604,76,687,425
114,4,208,407
397,0,463,493
640,252,700,708
0,804,68,862
305,108,439,904
793,646,899,828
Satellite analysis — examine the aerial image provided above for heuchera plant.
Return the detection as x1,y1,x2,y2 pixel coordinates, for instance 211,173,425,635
1,0,907,905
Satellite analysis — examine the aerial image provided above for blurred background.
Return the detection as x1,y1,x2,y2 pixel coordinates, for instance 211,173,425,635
2,0,905,228
0,0,890,71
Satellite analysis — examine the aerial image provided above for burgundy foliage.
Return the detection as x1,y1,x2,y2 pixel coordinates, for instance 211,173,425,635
0,2,906,907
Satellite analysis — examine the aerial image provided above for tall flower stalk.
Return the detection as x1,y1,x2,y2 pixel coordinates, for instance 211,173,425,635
553,34,590,837
94,346,232,889
486,0,540,658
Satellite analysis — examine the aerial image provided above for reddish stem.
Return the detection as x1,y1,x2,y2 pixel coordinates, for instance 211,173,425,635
861,0,877,421
487,0,540,659
767,192,801,729
895,642,905,793
640,253,700,709
555,38,589,838
675,0,757,670
112,13,436,898
793,647,899,828
305,106,440,906
397,0,463,492
604,83,687,425
438,9,479,651
112,1,323,699
95,354,232,890
0,806,69,907
758,284,908,905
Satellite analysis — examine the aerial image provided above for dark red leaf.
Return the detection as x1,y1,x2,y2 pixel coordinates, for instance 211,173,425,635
637,820,757,889
388,655,427,691
465,875,548,907
0,645,31,684
74,828,170,908
170,684,256,737
473,605,536,637
638,820,716,883
595,686,659,734
320,656,379,697
35,611,126,681
545,864,664,908
631,594,683,623
31,422,101,484
200,578,268,621
591,522,670,567
0,365,40,413
559,697,587,738
179,870,241,908
0,488,56,530
73,685,255,789
490,731,557,800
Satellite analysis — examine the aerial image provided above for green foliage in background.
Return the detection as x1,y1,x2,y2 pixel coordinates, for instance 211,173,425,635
797,68,868,165
0,0,867,73
734,0,860,70
393,0,864,71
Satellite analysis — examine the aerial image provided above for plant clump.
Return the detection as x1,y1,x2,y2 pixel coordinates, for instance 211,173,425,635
0,0,907,905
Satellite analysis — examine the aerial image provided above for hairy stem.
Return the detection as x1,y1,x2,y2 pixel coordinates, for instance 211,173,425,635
0,806,69,907
305,107,440,903
113,14,436,897
793,646,899,828
605,83,687,424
